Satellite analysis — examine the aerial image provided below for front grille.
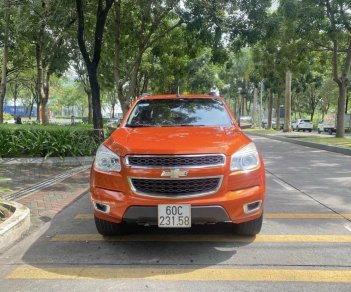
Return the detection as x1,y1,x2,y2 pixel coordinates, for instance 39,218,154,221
125,154,225,168
130,177,222,197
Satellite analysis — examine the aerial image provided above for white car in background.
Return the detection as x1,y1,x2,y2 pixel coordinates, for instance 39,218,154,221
318,121,336,135
292,119,313,132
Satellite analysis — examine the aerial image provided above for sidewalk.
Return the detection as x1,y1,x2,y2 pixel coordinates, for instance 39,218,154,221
16,169,90,229
0,158,92,251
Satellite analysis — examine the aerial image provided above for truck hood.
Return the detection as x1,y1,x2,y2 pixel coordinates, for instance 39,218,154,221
106,127,251,157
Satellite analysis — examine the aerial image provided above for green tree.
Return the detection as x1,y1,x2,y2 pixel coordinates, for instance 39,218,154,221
0,0,11,123
76,0,114,138
111,0,183,115
298,0,351,137
15,0,76,124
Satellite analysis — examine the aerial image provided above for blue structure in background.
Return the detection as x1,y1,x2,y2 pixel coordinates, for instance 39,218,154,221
4,105,37,117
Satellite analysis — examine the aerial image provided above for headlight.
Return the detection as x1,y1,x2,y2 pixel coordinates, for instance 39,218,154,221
230,142,259,171
94,144,121,172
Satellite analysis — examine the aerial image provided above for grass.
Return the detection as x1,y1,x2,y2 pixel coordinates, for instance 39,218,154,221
0,177,12,218
296,137,351,149
0,177,11,193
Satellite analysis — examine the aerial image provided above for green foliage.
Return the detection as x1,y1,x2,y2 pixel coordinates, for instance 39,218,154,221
2,112,12,121
0,125,99,158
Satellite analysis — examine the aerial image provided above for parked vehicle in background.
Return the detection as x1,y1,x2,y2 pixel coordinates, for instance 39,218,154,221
292,119,313,132
318,121,336,135
318,113,351,134
106,118,122,135
239,116,253,129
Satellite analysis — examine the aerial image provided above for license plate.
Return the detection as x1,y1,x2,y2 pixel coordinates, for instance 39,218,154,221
158,204,191,228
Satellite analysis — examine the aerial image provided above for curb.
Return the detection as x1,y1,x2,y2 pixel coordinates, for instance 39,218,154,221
0,201,30,252
248,133,351,156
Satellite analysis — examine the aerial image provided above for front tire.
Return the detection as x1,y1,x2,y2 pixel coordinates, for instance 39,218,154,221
95,215,126,236
234,214,263,236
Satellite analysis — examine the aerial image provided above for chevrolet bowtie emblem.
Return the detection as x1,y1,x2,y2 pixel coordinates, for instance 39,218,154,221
161,169,188,179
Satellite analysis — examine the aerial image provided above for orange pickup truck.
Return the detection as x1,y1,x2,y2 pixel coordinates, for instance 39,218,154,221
90,94,265,236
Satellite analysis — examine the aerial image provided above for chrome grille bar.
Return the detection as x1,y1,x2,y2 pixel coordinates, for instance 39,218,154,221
125,154,226,169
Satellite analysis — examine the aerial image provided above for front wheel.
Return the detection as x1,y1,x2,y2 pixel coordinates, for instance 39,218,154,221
234,214,263,236
328,128,333,135
94,215,126,236
308,129,312,132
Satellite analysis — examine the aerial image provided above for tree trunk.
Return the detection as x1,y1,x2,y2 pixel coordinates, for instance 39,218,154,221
114,0,130,116
42,71,51,125
283,69,292,132
87,64,104,138
126,56,142,103
276,94,281,131
14,97,17,117
35,42,46,124
141,76,149,95
346,89,349,114
29,101,34,120
336,81,347,138
252,88,258,127
118,84,129,116
0,0,10,124
36,100,41,121
76,0,113,140
247,99,252,115
84,88,93,123
267,92,273,129
241,96,245,116
30,87,40,122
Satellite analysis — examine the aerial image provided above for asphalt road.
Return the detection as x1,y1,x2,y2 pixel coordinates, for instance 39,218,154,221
0,136,351,291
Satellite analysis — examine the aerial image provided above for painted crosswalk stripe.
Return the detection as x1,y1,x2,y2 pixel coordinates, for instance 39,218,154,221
50,234,351,243
6,267,351,282
74,213,351,220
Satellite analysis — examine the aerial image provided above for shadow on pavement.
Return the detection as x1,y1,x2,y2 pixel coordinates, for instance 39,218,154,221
19,194,255,279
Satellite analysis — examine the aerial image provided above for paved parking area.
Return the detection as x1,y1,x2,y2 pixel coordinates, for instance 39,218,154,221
0,136,350,291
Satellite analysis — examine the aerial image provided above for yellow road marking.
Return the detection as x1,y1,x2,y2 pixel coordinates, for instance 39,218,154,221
6,267,351,282
50,234,351,243
74,214,94,219
74,213,351,220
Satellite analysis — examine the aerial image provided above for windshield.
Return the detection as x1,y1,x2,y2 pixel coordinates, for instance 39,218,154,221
125,98,233,127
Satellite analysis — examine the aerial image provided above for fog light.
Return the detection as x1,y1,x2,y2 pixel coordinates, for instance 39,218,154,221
243,200,262,214
93,201,110,214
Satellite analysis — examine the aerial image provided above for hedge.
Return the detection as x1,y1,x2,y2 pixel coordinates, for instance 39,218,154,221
0,124,99,158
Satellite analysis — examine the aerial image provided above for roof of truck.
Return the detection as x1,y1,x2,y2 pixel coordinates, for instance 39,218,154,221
140,94,220,100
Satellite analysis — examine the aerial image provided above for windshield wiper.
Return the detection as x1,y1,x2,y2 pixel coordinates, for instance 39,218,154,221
158,124,207,127
125,124,154,128
177,124,206,127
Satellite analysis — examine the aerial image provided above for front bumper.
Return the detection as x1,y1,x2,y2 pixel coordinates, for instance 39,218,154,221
90,184,265,225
